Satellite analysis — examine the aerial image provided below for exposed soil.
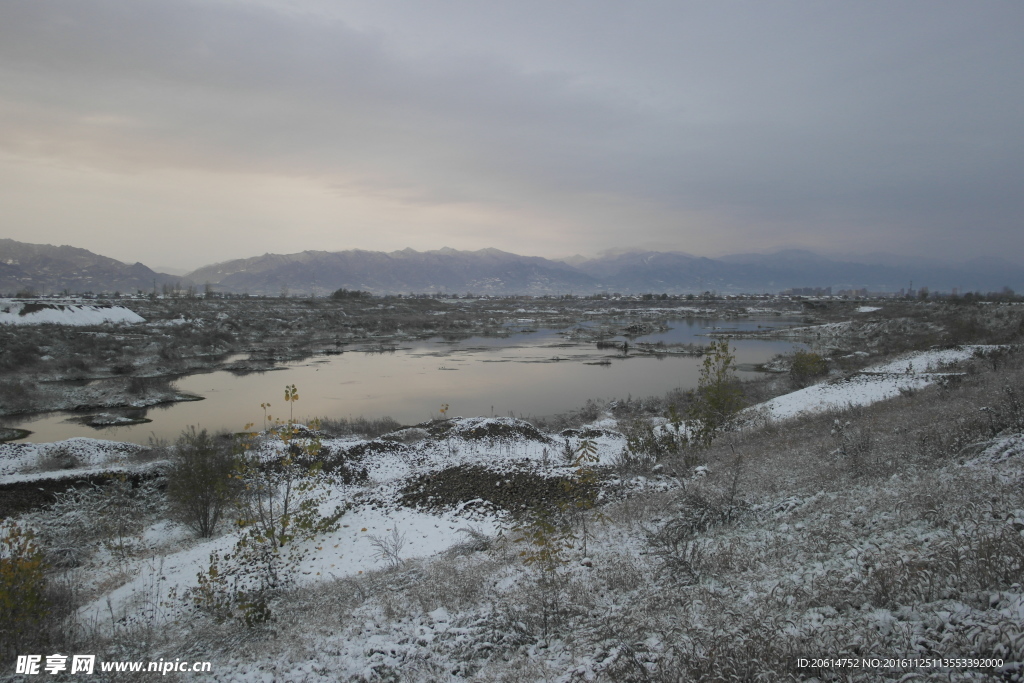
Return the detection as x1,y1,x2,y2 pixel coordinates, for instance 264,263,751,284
424,417,553,444
0,470,162,519
399,463,596,517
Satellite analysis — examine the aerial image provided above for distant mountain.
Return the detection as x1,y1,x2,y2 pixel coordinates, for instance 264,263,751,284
3,238,1021,296
571,251,729,289
572,249,1024,294
190,247,1023,296
0,239,184,296
716,249,833,266
186,247,596,295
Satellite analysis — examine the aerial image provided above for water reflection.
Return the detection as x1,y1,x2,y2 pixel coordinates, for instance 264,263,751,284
5,317,804,444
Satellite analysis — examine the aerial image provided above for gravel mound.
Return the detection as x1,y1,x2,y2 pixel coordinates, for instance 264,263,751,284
423,417,553,444
399,464,594,517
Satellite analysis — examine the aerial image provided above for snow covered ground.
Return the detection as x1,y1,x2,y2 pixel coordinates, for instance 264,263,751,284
0,300,145,325
4,343,1020,680
0,347,994,615
755,345,998,422
0,417,627,634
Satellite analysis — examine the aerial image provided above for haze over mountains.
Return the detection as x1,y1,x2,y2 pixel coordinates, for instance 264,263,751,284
1,239,1022,297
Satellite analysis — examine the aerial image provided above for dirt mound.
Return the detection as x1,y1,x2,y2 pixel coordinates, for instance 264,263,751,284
399,464,594,517
0,471,162,518
559,427,619,439
424,417,553,444
314,440,412,483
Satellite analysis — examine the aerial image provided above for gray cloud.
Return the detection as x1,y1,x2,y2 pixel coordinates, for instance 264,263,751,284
1,0,1022,265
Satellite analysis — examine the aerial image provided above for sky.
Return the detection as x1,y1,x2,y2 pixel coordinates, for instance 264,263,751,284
1,0,1022,271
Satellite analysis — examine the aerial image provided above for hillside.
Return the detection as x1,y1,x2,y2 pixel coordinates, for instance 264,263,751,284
3,238,1023,296
186,247,597,296
0,239,183,296
190,247,1024,296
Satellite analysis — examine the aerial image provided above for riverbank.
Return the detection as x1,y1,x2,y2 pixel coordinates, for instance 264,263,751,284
4,343,1022,680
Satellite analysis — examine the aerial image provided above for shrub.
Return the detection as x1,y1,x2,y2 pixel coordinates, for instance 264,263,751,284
0,379,38,413
319,415,403,439
189,408,344,626
829,418,876,477
331,288,371,299
35,444,83,472
36,478,156,569
647,488,747,585
789,349,828,387
126,375,149,396
688,339,743,448
96,475,148,563
0,524,49,660
0,338,41,372
167,427,239,538
615,413,689,474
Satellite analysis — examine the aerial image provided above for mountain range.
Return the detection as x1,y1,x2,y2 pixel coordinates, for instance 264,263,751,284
1,239,1021,296
0,239,181,296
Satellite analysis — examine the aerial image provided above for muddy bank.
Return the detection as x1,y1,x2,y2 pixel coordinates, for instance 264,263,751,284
0,470,163,518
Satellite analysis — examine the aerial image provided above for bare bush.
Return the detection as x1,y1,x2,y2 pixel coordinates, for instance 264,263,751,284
166,427,239,538
35,444,84,472
368,527,407,569
318,415,402,439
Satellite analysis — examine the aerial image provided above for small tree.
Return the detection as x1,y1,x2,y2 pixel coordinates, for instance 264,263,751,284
167,427,239,538
562,438,603,556
688,339,743,448
188,391,343,626
234,428,339,552
512,510,575,643
284,384,299,423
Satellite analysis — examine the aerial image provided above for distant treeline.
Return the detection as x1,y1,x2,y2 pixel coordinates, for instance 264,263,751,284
330,288,372,299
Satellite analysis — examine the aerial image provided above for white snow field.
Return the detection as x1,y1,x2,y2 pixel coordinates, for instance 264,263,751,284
755,345,997,422
0,300,145,325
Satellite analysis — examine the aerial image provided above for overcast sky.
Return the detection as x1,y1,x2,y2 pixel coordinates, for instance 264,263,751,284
1,0,1022,270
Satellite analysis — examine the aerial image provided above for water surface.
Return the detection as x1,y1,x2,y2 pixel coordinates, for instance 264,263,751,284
6,317,802,444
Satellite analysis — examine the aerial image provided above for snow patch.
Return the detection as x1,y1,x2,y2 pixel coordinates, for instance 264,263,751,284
0,300,144,326
752,345,1004,422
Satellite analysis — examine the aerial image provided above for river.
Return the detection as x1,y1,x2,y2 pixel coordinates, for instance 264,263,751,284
6,316,802,444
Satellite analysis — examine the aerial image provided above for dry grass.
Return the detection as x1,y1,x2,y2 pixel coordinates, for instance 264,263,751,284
11,312,1024,679
189,346,1024,679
